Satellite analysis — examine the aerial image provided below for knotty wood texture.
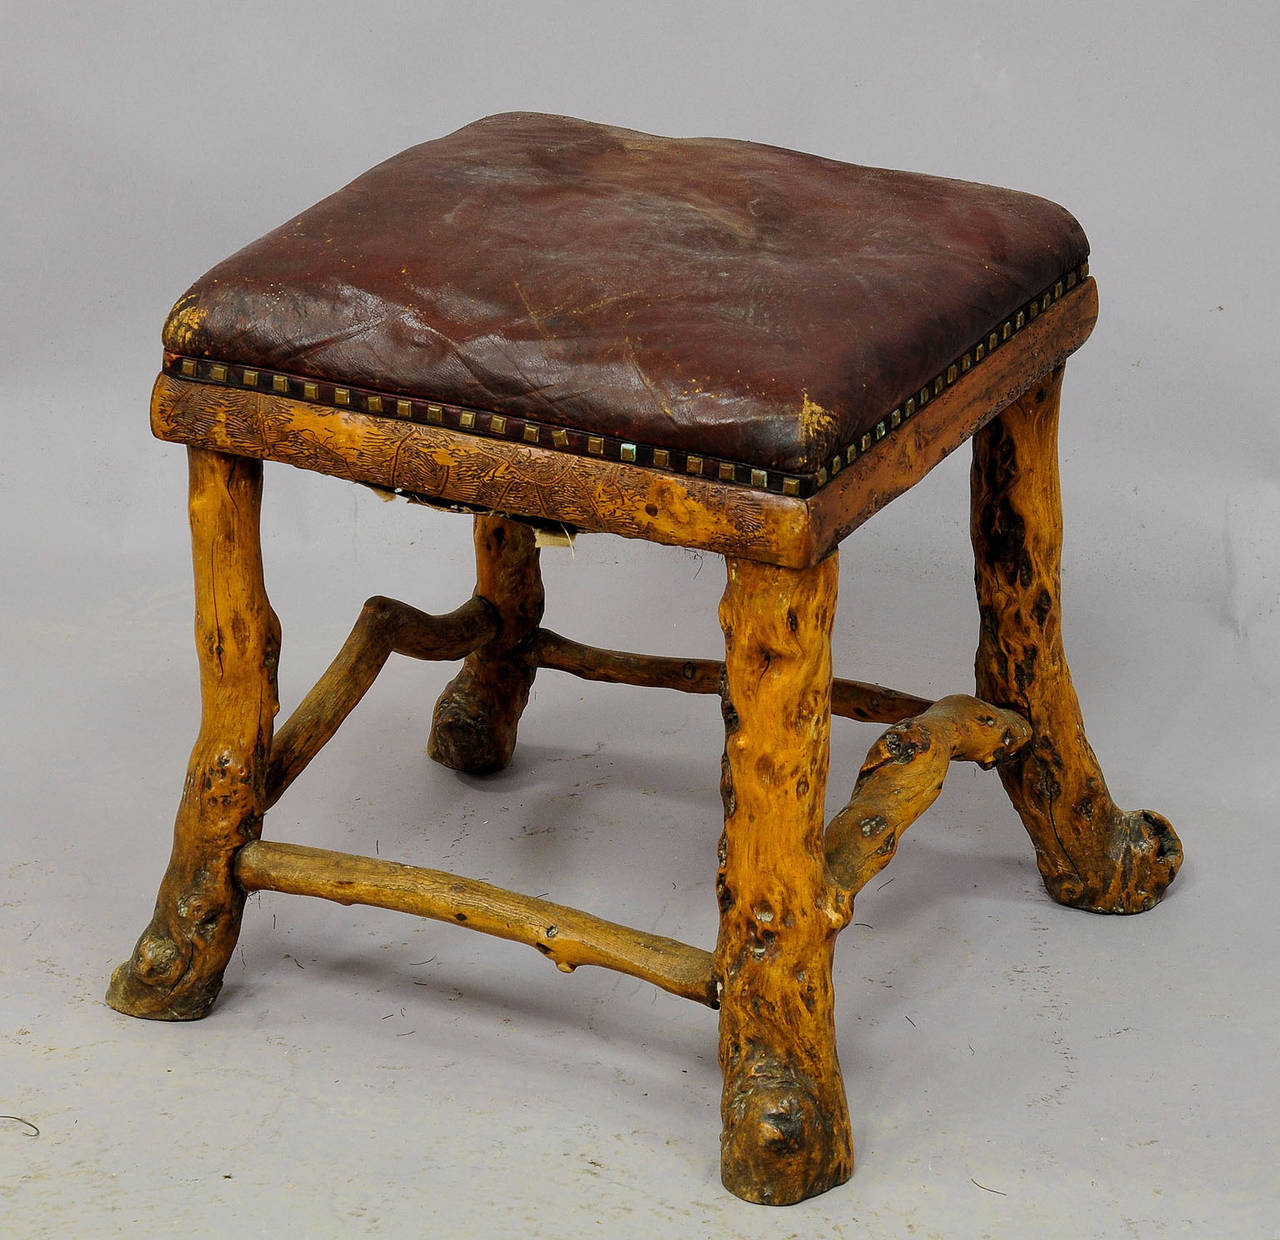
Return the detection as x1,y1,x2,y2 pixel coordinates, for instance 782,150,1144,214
150,373,816,565
824,695,1032,898
261,590,930,810
267,595,498,807
715,553,852,1204
107,449,280,1019
236,840,716,1006
428,515,544,773
531,628,930,723
971,369,1183,911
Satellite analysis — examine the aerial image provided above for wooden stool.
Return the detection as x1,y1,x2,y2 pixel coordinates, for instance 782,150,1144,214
109,113,1182,1205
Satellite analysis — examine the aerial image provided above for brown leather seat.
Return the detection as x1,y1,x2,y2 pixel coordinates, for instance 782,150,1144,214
163,111,1088,493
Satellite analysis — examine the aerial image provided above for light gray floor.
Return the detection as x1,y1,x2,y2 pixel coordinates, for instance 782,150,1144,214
3,3,1278,1237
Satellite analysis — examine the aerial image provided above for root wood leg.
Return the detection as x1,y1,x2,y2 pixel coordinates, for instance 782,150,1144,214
428,515,544,773
107,448,280,1019
715,553,852,1205
971,367,1182,913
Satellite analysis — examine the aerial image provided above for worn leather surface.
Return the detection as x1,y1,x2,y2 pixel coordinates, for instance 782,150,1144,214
164,112,1088,474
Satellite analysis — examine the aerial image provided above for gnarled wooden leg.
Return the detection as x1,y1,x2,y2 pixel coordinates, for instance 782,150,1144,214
971,367,1182,913
716,553,852,1205
107,448,280,1020
428,515,544,773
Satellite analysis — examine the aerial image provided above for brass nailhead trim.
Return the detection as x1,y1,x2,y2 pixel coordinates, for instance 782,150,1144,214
817,264,1087,484
163,263,1087,502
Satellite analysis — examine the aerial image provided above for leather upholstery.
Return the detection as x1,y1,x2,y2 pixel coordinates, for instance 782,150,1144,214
164,112,1088,475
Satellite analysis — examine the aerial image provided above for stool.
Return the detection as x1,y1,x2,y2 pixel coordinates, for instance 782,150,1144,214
108,113,1182,1205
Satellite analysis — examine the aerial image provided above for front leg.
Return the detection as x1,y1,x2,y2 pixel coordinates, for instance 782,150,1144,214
716,552,852,1204
107,448,280,1020
971,367,1182,913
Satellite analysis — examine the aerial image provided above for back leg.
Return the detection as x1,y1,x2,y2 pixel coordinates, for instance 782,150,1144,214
428,515,544,774
971,366,1182,913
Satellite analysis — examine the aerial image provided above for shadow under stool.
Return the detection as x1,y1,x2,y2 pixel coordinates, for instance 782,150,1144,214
108,113,1182,1205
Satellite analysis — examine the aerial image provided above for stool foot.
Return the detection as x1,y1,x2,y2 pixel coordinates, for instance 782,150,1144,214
429,515,543,773
720,1054,852,1205
107,922,232,1022
108,449,279,1020
716,554,853,1205
1037,807,1181,914
972,369,1183,914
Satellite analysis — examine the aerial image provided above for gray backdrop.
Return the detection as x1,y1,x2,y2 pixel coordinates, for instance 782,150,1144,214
2,2,1276,1236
